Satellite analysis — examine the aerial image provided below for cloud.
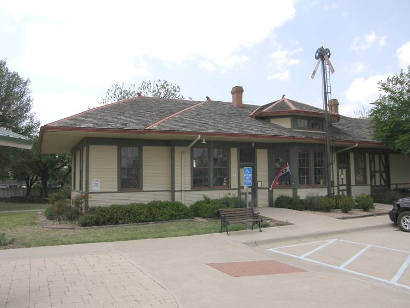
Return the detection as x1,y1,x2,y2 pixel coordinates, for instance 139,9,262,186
397,41,410,69
1,0,296,86
350,31,387,52
268,47,302,81
350,62,366,74
32,91,97,125
343,73,391,116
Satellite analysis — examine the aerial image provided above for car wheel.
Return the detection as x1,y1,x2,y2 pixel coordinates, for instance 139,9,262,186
398,211,410,232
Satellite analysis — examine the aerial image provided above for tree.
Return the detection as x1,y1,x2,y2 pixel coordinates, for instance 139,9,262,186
0,59,39,178
353,105,370,119
0,59,39,136
9,138,71,197
100,79,184,104
370,66,410,155
9,147,38,197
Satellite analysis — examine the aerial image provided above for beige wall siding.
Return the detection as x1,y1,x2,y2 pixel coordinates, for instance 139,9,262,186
298,187,327,199
351,185,371,197
230,148,238,189
143,146,171,190
270,117,291,128
82,145,87,191
89,145,117,192
88,192,171,207
182,190,238,206
390,153,410,187
257,189,269,207
174,147,191,191
75,149,81,191
256,149,268,187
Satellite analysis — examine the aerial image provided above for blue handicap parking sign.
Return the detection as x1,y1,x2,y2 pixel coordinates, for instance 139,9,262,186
244,167,252,187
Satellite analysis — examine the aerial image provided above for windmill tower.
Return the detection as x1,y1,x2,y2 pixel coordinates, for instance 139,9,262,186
311,47,335,196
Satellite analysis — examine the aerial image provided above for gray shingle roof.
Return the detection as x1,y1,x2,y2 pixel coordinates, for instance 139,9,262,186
0,127,31,142
46,96,378,144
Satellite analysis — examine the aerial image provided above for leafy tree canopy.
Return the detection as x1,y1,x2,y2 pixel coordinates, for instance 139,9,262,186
0,59,39,136
370,66,410,155
100,79,184,104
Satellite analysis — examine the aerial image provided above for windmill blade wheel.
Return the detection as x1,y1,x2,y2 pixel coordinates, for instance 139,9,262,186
324,54,335,73
311,59,321,79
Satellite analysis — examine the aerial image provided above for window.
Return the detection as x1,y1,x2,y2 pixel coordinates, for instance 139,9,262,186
213,148,229,187
120,146,141,189
355,152,367,184
192,148,209,187
298,151,310,185
192,146,229,188
314,152,326,185
294,118,324,130
273,150,291,185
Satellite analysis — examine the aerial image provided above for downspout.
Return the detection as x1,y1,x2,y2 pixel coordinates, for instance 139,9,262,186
181,135,201,204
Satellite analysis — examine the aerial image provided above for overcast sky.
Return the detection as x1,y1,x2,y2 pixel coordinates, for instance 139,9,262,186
1,0,409,125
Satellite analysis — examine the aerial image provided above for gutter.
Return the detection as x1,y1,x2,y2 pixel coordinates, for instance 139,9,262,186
335,143,359,154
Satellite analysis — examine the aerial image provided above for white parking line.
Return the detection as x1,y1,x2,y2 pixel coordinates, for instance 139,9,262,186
340,244,371,269
268,239,410,291
301,239,337,258
391,255,410,283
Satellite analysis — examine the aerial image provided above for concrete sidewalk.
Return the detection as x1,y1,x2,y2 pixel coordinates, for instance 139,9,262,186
229,207,392,246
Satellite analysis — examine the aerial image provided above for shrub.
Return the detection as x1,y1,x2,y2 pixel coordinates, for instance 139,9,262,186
275,196,294,208
372,189,401,204
356,194,374,211
274,195,305,210
318,197,335,212
190,196,244,218
78,201,192,227
303,196,322,211
0,233,14,246
338,195,355,213
45,202,81,222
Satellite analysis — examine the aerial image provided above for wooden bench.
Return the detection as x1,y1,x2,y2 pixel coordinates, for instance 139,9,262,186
219,208,262,234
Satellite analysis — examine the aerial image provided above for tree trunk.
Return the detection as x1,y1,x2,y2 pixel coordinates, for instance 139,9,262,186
41,176,48,198
24,176,31,197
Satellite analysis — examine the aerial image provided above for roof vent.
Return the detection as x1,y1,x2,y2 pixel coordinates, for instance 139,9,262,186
206,96,211,101
137,92,142,97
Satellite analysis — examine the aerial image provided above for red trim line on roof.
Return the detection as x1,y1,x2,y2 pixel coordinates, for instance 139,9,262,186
39,125,383,152
144,99,207,130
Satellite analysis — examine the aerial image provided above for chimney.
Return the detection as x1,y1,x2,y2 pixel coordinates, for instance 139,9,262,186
231,86,244,108
328,98,339,114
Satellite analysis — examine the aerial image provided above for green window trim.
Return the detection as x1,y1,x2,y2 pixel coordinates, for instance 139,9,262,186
118,145,143,191
191,145,230,189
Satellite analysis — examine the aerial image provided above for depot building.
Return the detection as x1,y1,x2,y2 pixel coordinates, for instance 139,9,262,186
39,86,410,207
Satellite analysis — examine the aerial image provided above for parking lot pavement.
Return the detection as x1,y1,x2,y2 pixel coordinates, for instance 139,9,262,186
266,228,410,292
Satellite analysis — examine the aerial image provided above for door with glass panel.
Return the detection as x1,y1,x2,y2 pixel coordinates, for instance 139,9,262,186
239,145,256,207
337,152,351,196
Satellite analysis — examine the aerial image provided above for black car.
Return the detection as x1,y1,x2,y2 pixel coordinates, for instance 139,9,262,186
389,197,410,232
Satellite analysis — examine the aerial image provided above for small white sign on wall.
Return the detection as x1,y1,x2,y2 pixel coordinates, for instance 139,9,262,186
92,179,100,192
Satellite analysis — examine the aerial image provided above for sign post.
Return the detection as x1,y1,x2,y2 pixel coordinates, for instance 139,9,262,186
243,167,252,208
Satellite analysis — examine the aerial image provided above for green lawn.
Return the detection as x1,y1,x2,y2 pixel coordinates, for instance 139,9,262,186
0,202,48,212
0,211,250,249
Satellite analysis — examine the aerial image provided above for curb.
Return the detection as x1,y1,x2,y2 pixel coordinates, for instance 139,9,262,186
243,223,392,247
336,212,389,220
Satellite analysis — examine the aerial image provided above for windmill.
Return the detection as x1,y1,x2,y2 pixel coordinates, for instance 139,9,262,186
311,46,335,196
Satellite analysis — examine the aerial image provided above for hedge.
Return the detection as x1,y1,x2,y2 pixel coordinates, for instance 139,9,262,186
190,196,245,218
78,201,192,226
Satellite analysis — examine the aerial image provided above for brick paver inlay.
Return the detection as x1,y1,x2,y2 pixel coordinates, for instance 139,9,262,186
0,252,178,308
